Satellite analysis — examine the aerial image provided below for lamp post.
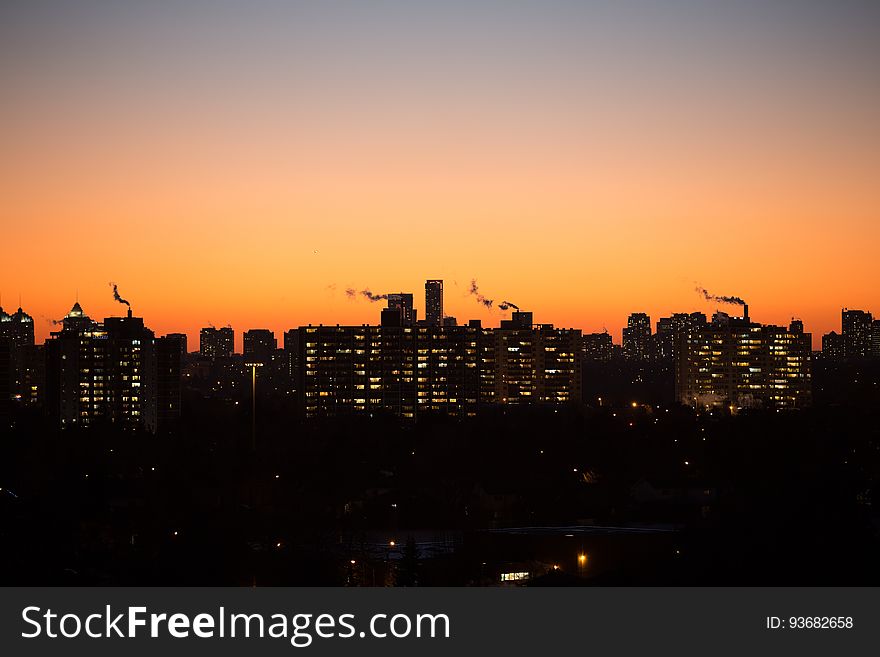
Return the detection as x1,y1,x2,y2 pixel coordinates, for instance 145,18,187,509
245,362,263,451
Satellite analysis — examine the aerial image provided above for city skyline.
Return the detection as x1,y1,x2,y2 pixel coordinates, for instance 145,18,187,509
1,279,870,352
3,1,880,350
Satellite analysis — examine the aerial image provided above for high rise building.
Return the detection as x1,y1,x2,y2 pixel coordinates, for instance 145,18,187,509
873,320,880,359
199,326,234,358
165,332,188,358
582,332,613,363
842,309,873,359
156,334,183,428
0,305,34,350
676,311,811,409
0,305,36,403
386,293,416,326
243,329,277,365
295,317,580,419
297,324,417,420
654,312,707,362
0,337,10,426
283,329,300,386
622,313,651,361
493,322,581,405
425,280,443,327
821,331,844,361
415,325,480,417
45,303,161,432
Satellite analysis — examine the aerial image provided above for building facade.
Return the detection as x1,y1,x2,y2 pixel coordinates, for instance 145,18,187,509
842,309,873,360
677,313,811,410
386,293,416,327
295,319,581,420
45,303,162,432
582,332,613,363
425,280,444,327
622,313,651,361
199,326,234,358
243,329,277,364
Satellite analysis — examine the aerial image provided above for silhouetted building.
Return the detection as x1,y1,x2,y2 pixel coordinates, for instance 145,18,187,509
654,312,707,362
0,305,34,351
415,325,480,417
622,313,651,361
296,319,580,419
165,332,188,357
442,316,458,327
387,293,416,326
873,320,880,359
0,305,36,403
0,338,10,426
822,331,844,361
500,311,533,330
297,325,417,419
842,309,873,360
200,326,234,358
493,323,581,405
157,334,183,428
381,307,404,327
677,310,811,409
283,329,300,389
45,303,160,432
582,332,613,363
243,329,277,365
425,280,444,327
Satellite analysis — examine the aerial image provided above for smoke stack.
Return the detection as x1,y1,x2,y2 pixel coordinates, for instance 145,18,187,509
742,304,749,321
109,282,131,313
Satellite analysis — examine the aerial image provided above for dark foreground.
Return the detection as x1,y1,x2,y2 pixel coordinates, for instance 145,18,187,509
2,362,879,586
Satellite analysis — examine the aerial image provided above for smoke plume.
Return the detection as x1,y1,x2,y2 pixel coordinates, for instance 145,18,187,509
469,279,494,308
469,279,519,312
345,287,388,302
695,286,746,306
360,289,387,302
109,282,130,307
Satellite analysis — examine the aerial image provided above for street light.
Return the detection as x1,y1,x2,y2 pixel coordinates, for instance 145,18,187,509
245,361,264,451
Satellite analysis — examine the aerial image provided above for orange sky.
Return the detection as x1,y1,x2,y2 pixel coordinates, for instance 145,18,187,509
2,1,878,350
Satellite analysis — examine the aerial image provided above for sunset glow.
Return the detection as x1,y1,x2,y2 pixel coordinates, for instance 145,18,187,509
2,1,878,349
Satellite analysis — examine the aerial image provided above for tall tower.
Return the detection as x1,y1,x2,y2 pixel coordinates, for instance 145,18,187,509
622,312,651,361
425,280,443,327
842,309,873,359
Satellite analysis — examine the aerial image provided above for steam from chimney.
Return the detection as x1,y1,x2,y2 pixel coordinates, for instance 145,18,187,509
345,287,388,302
469,279,519,311
695,286,746,307
468,279,494,308
109,282,131,307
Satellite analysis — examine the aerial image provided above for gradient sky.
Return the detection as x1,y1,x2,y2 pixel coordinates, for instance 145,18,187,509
2,0,879,350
